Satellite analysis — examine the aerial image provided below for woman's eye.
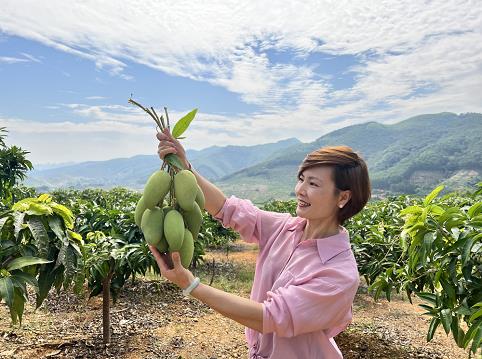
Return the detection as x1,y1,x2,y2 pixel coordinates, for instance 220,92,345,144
310,182,318,187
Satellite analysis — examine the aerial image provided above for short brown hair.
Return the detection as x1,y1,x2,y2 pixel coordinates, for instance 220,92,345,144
298,146,371,225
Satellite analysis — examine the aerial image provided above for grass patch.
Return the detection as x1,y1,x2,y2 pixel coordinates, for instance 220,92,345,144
141,258,255,296
194,260,254,295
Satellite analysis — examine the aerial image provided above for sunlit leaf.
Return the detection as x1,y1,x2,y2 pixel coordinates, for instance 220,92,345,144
423,185,444,206
172,109,197,138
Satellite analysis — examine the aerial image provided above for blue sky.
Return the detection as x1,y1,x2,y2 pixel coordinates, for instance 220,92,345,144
1,1,481,165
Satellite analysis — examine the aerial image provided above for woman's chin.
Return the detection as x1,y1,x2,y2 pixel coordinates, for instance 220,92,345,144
296,206,309,218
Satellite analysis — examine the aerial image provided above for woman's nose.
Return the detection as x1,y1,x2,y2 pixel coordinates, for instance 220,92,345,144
295,182,306,196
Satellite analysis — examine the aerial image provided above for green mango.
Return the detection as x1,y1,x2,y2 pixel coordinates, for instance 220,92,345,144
134,196,147,226
174,170,198,211
195,185,205,210
164,209,185,251
162,205,173,216
140,207,164,246
179,229,194,269
143,170,171,209
183,202,202,240
155,236,169,253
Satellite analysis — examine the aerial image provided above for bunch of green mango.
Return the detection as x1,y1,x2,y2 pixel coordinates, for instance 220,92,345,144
134,169,205,268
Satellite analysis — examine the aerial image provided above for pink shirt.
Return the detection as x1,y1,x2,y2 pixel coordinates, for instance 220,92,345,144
215,196,360,359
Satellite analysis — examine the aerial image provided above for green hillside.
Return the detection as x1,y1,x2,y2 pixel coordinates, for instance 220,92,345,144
217,112,482,203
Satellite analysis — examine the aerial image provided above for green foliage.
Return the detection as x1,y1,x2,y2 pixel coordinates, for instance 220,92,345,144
263,199,297,216
348,184,482,355
198,212,237,250
0,128,34,206
0,194,83,324
51,187,142,242
347,195,417,292
82,231,155,301
50,188,157,292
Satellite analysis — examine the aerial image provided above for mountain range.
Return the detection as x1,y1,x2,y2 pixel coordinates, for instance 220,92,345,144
25,112,482,203
26,138,301,192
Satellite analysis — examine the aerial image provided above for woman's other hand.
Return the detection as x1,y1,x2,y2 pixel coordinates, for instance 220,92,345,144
149,246,195,290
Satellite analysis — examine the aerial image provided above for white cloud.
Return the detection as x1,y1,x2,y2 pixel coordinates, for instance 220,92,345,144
1,1,480,110
0,56,29,64
85,96,107,100
0,0,481,163
20,52,41,63
0,52,41,64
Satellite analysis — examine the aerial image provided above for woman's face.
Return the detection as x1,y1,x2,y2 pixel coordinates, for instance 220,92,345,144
295,166,347,222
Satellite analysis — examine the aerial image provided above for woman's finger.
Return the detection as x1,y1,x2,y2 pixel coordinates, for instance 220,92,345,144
149,245,170,272
161,252,175,270
157,148,177,159
156,132,168,141
163,128,181,146
171,252,182,269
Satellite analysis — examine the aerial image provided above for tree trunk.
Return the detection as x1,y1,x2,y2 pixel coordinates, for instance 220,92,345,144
102,270,114,344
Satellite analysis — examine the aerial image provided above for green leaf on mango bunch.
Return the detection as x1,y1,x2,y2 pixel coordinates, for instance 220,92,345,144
164,153,187,170
172,109,197,138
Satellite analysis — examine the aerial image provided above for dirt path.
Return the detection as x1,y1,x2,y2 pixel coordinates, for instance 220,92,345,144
0,241,474,358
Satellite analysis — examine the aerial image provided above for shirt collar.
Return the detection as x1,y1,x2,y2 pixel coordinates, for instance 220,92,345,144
288,217,351,264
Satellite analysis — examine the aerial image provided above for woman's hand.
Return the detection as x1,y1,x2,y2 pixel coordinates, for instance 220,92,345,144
156,128,189,169
149,246,195,290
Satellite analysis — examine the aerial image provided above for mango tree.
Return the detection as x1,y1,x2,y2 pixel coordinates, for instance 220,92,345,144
0,194,83,323
368,184,482,356
0,127,33,207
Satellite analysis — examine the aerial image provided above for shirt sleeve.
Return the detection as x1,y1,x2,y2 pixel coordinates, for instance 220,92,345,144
262,275,358,338
214,195,291,246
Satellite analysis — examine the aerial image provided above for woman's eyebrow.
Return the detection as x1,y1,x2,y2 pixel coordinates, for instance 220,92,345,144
305,175,322,182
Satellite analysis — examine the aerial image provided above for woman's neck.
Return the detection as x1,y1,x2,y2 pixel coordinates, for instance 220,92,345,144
301,219,340,241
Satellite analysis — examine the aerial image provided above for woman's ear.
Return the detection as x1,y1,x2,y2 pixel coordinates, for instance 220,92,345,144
338,190,351,208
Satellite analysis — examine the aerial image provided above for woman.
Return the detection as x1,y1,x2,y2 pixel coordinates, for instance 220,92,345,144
152,128,371,358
